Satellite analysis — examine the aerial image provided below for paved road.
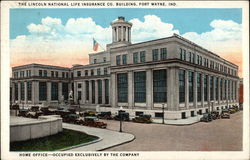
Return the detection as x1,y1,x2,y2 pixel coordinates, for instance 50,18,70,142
103,111,242,151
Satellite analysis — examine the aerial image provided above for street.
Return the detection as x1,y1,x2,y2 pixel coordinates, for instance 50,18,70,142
103,111,242,151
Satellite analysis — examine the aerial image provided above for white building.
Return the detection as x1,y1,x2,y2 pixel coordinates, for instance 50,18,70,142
10,16,240,120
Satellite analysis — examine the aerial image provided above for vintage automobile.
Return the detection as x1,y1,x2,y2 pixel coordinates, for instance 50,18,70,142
83,116,107,128
229,108,236,114
75,117,85,125
63,114,79,123
221,109,230,119
97,111,113,120
132,114,152,123
18,109,29,117
55,108,71,118
200,113,213,122
40,107,55,115
83,110,96,117
210,111,220,120
27,106,43,118
114,111,130,121
68,108,76,114
11,104,20,110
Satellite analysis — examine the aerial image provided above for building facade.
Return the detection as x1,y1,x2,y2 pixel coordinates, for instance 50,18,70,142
10,17,240,119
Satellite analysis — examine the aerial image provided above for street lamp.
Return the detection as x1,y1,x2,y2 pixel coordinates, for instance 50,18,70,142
162,103,165,124
119,106,123,132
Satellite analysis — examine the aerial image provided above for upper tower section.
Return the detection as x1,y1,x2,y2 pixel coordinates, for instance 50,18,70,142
108,16,132,49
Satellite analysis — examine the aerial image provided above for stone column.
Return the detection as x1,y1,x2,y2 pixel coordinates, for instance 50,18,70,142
32,81,39,104
102,79,105,104
226,80,228,106
236,80,239,103
128,71,134,109
47,82,51,104
17,82,21,104
121,26,124,41
125,26,128,41
213,77,216,106
167,67,179,111
117,27,120,41
95,80,98,104
207,76,210,107
24,81,28,104
193,72,197,110
201,74,204,108
218,77,221,104
112,27,115,42
12,82,15,103
111,73,117,108
82,80,86,104
185,71,189,109
146,69,153,110
222,79,225,104
74,82,77,103
89,80,93,104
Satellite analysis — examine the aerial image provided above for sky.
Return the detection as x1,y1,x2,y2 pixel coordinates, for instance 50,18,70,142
10,8,243,77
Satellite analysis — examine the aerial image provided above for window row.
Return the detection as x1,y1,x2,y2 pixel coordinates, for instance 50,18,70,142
13,70,31,78
76,67,108,77
179,48,237,76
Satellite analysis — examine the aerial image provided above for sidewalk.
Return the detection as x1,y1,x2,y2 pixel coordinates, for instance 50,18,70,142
152,115,203,125
62,123,135,151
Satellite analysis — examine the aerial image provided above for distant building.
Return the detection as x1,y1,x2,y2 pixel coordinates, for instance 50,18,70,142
239,78,243,109
10,16,240,120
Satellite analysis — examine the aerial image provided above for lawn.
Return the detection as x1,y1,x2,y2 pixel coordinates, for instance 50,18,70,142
10,129,98,151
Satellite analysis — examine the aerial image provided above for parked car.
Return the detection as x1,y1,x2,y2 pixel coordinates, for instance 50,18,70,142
11,104,20,110
40,107,55,115
97,111,113,120
83,116,107,128
18,109,29,117
27,106,43,118
55,108,71,118
114,111,130,121
68,108,76,114
132,114,152,123
63,114,79,123
83,110,96,117
221,109,230,119
200,113,212,122
229,108,236,114
211,111,220,120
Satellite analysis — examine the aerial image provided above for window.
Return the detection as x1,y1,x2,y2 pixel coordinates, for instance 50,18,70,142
39,70,42,76
228,80,230,100
62,83,68,100
104,68,108,75
78,83,82,88
122,55,127,65
210,76,214,100
152,49,159,61
103,57,106,62
179,70,185,103
197,73,202,102
140,51,145,62
155,112,163,118
105,79,109,104
27,81,32,101
204,75,208,101
85,70,88,76
215,77,219,100
14,72,18,78
66,72,69,78
189,72,194,102
51,71,54,77
179,48,186,61
97,68,101,75
62,72,65,78
44,70,47,77
55,71,58,77
51,82,58,100
98,80,102,104
116,55,121,65
91,80,95,103
39,82,47,101
14,83,18,101
224,80,227,100
134,71,146,103
20,82,24,101
133,52,138,64
91,69,94,76
153,70,167,103
86,81,89,101
94,59,97,64
77,71,81,77
160,48,167,60
117,73,128,102
77,91,82,100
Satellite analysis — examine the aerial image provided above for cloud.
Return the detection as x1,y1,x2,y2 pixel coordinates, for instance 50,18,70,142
10,16,242,77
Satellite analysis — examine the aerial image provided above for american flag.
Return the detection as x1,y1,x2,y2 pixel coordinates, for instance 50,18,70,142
93,38,99,51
